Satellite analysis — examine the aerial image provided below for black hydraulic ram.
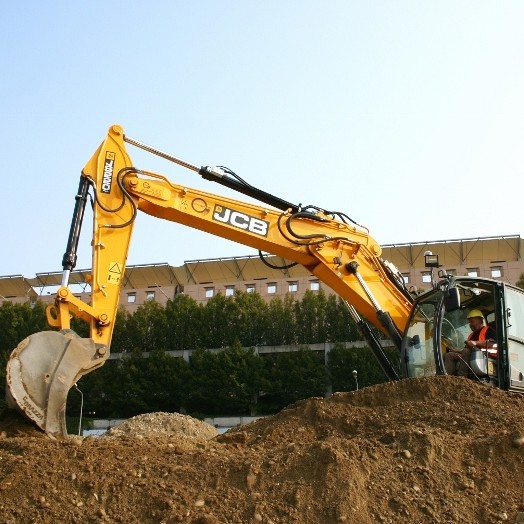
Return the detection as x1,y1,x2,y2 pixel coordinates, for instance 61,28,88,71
123,134,301,214
198,166,300,214
344,301,400,381
346,261,404,351
61,176,91,285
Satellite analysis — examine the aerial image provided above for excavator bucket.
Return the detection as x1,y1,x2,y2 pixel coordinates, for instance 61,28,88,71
5,330,107,437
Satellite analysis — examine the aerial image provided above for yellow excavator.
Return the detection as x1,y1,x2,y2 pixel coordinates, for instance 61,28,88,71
6,125,524,436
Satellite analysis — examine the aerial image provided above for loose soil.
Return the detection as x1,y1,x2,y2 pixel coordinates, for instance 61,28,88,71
1,376,524,523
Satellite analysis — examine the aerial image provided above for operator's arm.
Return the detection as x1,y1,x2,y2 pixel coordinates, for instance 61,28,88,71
467,326,497,349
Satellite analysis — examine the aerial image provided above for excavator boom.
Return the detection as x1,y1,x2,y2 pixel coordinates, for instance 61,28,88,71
6,125,414,436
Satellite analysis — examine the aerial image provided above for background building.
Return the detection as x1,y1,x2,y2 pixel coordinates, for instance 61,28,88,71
1,234,523,310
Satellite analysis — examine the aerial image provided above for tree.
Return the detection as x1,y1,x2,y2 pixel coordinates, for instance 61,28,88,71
258,348,327,413
294,289,328,344
324,295,360,342
101,351,150,417
123,300,168,353
201,293,238,348
109,308,134,353
232,291,269,346
165,294,203,351
67,358,121,420
186,342,263,416
0,301,50,409
78,349,190,419
0,300,49,355
266,294,297,345
327,342,397,392
141,349,191,413
4,287,399,420
516,273,524,290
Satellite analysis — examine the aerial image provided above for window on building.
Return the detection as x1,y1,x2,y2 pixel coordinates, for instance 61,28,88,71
491,266,503,279
310,280,320,291
288,281,298,292
127,292,136,303
246,284,255,294
205,287,214,298
146,290,155,301
225,285,235,296
422,272,431,283
467,268,479,277
401,273,409,284
267,282,277,294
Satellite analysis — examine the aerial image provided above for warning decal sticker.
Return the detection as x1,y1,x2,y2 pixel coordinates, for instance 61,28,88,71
107,262,122,284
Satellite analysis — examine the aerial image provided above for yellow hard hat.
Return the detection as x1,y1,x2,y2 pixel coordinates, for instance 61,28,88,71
467,309,484,319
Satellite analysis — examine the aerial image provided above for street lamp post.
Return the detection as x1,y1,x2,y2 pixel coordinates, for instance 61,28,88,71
73,383,83,436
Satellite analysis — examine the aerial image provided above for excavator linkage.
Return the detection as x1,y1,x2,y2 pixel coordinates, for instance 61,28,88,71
4,124,416,437
6,330,107,437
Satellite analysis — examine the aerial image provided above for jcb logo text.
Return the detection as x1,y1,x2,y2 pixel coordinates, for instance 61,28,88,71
213,205,269,237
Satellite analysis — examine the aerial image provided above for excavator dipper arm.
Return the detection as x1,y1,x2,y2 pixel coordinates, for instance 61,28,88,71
6,125,413,436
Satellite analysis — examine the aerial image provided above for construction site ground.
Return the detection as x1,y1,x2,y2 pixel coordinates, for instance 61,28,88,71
1,375,524,524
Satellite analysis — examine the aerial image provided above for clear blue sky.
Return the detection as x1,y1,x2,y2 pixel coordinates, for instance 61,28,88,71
1,2,523,277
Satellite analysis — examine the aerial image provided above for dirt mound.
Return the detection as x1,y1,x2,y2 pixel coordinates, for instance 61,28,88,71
1,376,524,523
104,412,219,441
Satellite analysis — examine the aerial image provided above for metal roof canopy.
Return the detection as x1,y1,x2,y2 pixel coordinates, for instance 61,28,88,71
28,269,93,292
26,264,184,292
122,263,183,289
4,235,521,297
0,275,36,299
381,234,522,269
182,254,311,285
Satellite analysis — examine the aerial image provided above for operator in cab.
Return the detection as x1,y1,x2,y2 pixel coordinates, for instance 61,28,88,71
444,309,497,377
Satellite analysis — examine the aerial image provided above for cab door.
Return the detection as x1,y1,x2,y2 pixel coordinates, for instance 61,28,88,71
503,284,524,392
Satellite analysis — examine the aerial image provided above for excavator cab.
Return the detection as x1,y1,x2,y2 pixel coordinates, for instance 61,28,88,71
401,276,524,392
